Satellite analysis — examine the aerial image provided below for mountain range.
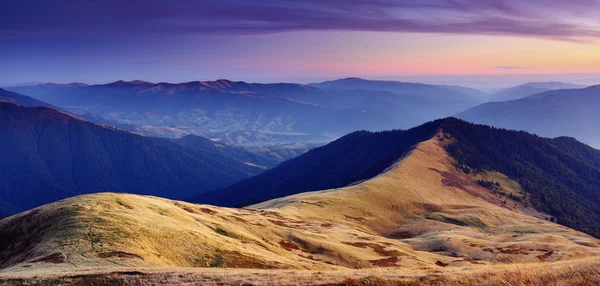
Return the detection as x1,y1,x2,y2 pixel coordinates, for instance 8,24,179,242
8,78,486,146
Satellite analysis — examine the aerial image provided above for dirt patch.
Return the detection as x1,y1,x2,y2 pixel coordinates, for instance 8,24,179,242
284,218,306,224
98,251,144,260
452,257,484,265
497,246,529,255
199,208,218,215
269,219,300,229
389,230,414,239
435,260,448,267
342,242,402,256
369,257,399,267
176,204,198,214
344,215,366,222
429,168,469,192
320,223,333,228
280,240,300,251
29,252,65,264
536,250,554,261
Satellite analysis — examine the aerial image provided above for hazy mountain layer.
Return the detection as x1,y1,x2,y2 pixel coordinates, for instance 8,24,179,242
9,78,484,146
489,82,586,102
457,85,600,148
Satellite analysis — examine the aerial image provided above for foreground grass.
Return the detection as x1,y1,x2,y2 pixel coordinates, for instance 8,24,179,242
2,259,599,286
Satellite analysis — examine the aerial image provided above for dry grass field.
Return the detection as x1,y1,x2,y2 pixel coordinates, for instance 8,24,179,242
1,133,599,284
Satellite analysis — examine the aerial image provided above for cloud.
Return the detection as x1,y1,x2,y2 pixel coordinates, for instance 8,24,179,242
494,66,532,70
2,0,600,41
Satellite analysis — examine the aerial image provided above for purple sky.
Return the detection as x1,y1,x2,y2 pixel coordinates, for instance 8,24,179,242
2,0,600,88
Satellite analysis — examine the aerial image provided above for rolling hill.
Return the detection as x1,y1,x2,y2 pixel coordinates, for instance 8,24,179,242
489,82,586,102
457,85,600,148
1,129,599,284
0,102,273,217
197,118,600,238
8,79,484,146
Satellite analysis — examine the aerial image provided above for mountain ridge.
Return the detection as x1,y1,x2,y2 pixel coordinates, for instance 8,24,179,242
0,102,271,217
197,117,600,238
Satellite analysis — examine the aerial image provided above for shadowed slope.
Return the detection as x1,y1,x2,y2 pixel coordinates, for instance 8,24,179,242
0,102,266,216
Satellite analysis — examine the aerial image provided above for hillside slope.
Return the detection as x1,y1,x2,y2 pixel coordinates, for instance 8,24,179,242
0,88,52,108
193,122,440,206
199,118,600,238
1,135,598,277
0,102,267,217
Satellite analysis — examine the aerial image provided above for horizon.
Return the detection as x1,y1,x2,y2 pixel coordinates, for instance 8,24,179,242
3,73,600,91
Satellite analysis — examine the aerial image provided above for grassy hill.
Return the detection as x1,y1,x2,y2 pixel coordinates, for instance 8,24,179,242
199,118,600,238
1,135,599,284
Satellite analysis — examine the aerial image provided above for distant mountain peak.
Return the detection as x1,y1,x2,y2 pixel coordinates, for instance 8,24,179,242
107,80,153,86
37,82,88,87
518,81,585,89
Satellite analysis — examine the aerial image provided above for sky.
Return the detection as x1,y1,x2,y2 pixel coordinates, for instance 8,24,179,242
2,0,600,89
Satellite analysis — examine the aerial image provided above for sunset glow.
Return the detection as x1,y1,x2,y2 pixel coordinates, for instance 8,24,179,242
1,0,600,88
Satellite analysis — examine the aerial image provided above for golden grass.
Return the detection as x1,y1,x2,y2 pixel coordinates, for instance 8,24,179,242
1,132,599,285
1,258,600,285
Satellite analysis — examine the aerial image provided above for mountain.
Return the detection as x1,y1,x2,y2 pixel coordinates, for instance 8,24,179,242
457,85,600,147
1,129,599,284
0,88,52,108
194,122,440,207
8,79,484,146
310,77,486,103
0,102,271,218
489,82,586,102
197,118,600,238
